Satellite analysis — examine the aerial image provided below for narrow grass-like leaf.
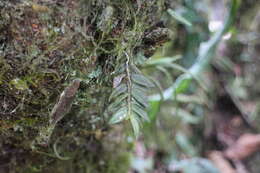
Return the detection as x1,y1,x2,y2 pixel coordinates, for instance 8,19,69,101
145,56,181,66
175,76,192,94
165,63,190,74
156,66,173,84
147,77,164,101
167,9,192,27
166,63,208,91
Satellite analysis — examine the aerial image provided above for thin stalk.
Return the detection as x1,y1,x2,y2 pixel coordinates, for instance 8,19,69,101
124,52,132,118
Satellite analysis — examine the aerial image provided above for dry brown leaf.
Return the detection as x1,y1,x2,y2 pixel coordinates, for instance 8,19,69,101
224,133,260,160
50,79,81,124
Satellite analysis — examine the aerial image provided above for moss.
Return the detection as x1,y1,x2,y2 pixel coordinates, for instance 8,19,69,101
0,0,171,172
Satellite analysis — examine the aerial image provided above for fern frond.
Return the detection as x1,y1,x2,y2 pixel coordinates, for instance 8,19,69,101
108,52,153,137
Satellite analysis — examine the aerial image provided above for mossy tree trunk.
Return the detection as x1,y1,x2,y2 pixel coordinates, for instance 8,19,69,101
0,0,170,172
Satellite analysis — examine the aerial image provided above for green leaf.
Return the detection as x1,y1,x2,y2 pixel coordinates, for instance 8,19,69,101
130,64,142,74
165,63,189,74
156,66,173,84
132,98,145,108
130,115,140,138
115,64,126,75
132,88,148,108
148,77,164,101
132,74,154,88
145,56,181,66
109,107,127,124
167,9,192,27
133,104,150,122
109,84,127,101
175,76,191,94
132,84,146,93
107,94,128,112
147,101,161,122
